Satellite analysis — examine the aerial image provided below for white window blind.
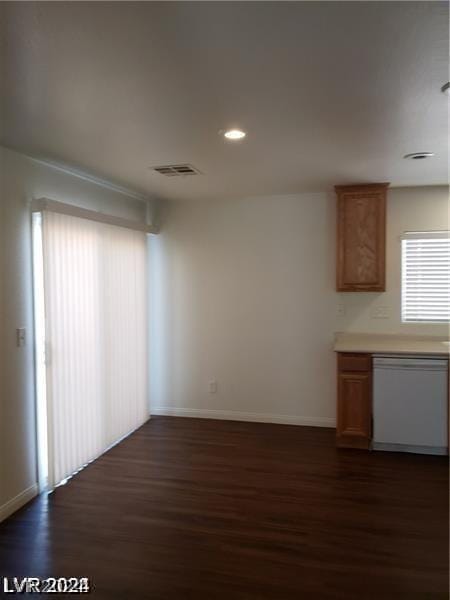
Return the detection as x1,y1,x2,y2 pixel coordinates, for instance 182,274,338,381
402,231,450,323
33,209,149,491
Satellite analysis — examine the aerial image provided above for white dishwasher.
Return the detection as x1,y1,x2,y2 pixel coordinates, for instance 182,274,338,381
373,356,448,455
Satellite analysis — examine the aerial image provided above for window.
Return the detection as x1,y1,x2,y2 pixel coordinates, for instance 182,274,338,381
402,231,450,323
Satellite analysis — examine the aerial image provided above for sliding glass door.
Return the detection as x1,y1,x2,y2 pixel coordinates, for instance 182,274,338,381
33,209,149,491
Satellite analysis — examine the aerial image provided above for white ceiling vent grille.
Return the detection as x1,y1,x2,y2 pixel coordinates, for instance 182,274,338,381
151,164,201,177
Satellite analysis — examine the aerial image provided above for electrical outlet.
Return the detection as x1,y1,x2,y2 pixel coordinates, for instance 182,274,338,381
16,327,26,347
371,306,390,319
337,305,346,317
209,380,218,394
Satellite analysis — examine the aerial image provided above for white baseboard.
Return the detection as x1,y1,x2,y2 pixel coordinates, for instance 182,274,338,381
151,407,335,428
0,483,39,524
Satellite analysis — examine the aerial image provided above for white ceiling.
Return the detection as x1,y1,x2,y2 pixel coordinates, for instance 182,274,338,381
0,2,448,201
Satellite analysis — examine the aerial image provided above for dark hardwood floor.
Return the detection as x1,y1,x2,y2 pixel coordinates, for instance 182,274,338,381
0,416,448,599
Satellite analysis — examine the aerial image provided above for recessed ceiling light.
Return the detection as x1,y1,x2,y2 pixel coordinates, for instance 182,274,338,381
223,129,246,140
441,82,450,95
404,152,435,160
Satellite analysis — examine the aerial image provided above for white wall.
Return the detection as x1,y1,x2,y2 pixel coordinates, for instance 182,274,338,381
0,145,151,519
150,185,449,425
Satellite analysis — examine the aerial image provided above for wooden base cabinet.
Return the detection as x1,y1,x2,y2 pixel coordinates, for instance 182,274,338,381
337,353,372,449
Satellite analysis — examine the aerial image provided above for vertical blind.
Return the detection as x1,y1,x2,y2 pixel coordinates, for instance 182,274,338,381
37,210,149,490
401,231,450,323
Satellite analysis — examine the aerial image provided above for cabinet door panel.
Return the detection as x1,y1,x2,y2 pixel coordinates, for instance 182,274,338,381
336,183,387,292
337,371,371,449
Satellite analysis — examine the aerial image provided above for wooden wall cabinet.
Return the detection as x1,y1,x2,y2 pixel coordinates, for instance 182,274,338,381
336,183,388,292
337,353,372,449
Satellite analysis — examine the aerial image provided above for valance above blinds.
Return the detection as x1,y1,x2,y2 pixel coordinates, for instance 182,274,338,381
31,197,158,234
401,231,450,323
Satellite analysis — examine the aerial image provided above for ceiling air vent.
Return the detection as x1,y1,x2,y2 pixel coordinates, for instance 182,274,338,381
151,164,201,177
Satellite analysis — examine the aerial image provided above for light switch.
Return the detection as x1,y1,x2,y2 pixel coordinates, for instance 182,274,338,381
16,327,26,347
209,380,218,394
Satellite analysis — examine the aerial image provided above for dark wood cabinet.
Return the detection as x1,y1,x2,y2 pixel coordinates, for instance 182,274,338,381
336,183,388,292
337,353,372,449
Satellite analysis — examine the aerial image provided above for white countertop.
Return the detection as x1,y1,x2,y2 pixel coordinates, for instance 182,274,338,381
334,332,450,356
